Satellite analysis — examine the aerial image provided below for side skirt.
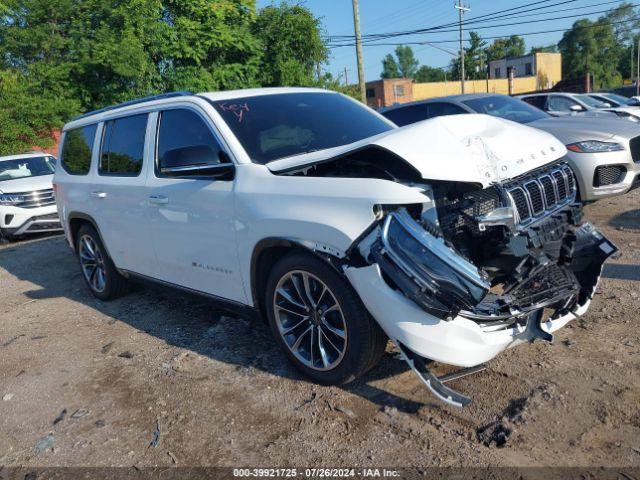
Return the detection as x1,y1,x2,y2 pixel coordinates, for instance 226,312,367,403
120,269,261,321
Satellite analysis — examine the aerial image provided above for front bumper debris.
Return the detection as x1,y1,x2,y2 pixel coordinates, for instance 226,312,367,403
347,208,617,407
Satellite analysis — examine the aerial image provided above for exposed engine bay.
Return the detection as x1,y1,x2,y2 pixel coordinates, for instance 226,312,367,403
280,151,617,333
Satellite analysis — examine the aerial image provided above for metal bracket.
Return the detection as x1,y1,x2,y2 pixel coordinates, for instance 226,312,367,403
395,341,486,408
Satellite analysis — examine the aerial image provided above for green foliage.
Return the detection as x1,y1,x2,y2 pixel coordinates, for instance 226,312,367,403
395,45,419,78
381,53,400,79
0,69,78,156
450,31,488,80
558,18,622,89
485,35,526,63
414,65,447,82
253,3,328,86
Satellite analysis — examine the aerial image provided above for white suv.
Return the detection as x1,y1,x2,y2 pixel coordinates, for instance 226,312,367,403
55,88,616,407
0,152,61,242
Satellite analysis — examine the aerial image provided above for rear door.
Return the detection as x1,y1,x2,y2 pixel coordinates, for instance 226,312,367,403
88,113,157,274
145,107,245,304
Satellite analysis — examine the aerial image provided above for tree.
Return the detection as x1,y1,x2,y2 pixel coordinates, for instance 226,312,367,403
485,35,525,62
381,45,418,78
414,65,447,82
558,18,621,89
253,3,328,87
0,69,78,155
381,54,400,78
450,31,487,80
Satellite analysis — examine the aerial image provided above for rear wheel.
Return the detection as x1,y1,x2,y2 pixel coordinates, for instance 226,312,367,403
76,224,129,300
265,251,387,385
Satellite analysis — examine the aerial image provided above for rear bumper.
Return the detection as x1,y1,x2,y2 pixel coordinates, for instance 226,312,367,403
0,204,62,237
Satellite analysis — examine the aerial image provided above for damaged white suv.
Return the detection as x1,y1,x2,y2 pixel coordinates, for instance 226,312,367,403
55,88,616,407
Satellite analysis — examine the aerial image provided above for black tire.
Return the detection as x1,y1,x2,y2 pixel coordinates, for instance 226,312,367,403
76,224,129,300
265,251,387,385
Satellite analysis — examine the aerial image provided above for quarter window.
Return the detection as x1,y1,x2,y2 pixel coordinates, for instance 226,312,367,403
61,125,97,175
99,114,148,176
156,109,225,172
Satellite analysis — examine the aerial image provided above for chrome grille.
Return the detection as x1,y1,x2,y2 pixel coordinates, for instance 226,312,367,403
6,188,56,209
506,163,576,226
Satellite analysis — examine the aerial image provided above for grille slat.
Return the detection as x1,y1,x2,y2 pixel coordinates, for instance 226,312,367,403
507,163,576,226
5,188,56,209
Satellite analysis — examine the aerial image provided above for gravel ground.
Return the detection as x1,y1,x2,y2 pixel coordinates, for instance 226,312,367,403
0,189,639,469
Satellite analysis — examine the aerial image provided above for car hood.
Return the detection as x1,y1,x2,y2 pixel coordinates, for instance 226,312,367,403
529,116,640,141
0,174,54,193
267,114,566,188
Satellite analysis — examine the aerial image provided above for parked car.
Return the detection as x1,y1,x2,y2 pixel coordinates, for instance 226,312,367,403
381,94,640,202
0,152,62,242
55,88,616,407
517,92,639,123
588,92,640,108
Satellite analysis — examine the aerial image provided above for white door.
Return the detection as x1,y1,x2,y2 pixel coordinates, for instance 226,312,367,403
145,107,246,304
88,113,157,275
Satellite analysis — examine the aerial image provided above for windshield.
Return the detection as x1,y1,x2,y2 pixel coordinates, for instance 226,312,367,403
209,92,394,164
462,95,549,124
578,94,608,108
603,93,633,106
0,156,55,182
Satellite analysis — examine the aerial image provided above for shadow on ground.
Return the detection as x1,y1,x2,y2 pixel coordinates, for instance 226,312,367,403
0,235,426,413
608,208,640,231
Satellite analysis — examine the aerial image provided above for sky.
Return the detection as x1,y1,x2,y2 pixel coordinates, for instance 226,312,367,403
256,0,623,83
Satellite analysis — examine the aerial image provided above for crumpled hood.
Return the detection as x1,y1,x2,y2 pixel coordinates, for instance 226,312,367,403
530,115,640,141
0,174,53,193
268,114,566,188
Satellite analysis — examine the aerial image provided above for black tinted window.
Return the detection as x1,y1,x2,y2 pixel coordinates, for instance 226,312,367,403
521,96,547,110
157,109,224,171
61,125,97,175
462,95,549,123
382,104,429,126
99,114,147,176
427,102,467,117
210,93,393,164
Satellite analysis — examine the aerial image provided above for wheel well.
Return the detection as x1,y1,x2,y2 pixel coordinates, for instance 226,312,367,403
251,240,343,318
69,218,92,251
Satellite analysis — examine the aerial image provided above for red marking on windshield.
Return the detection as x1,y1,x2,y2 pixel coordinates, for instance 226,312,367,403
218,102,250,123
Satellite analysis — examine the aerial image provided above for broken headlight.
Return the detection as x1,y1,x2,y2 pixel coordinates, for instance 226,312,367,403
378,209,490,318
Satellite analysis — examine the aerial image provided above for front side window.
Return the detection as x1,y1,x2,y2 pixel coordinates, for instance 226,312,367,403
521,96,547,110
99,114,148,176
209,92,393,164
61,125,97,175
548,95,580,112
427,102,467,117
577,94,607,108
462,95,549,124
156,109,225,171
0,156,55,182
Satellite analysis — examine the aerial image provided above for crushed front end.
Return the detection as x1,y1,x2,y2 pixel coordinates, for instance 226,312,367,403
345,161,617,407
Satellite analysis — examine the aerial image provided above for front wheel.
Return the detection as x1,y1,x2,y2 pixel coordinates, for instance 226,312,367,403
265,252,387,385
76,224,129,300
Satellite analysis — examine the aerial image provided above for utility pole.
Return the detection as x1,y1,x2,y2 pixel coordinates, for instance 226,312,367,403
344,67,349,86
637,38,639,96
351,0,366,103
455,0,470,93
631,41,634,86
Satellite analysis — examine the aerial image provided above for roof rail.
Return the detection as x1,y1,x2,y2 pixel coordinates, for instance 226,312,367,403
72,91,193,121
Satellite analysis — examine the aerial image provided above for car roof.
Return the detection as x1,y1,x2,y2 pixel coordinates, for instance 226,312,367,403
0,152,54,162
380,93,499,112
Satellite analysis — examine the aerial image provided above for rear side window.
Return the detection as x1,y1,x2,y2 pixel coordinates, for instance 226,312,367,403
61,125,97,175
156,109,225,171
382,104,430,126
521,96,547,110
99,114,148,176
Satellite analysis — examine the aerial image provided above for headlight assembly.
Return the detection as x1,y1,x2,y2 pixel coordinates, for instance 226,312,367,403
0,193,25,206
566,141,624,153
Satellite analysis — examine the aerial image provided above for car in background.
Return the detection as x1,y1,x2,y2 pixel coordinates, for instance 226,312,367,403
0,153,62,243
380,94,640,202
517,92,639,123
589,92,640,108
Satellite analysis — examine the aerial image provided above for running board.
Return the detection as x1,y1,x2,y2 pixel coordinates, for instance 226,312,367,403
395,342,486,408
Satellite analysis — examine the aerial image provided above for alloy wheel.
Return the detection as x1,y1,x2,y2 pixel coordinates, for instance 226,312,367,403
273,270,347,371
79,234,107,293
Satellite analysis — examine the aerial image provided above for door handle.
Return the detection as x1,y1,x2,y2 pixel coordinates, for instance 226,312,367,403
148,195,169,205
90,191,107,199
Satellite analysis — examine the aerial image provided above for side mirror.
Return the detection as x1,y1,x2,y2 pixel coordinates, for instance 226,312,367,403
569,104,584,112
159,146,234,179
601,102,612,107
